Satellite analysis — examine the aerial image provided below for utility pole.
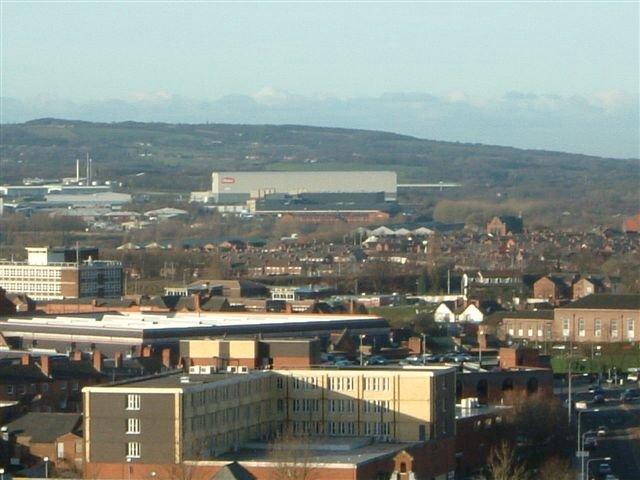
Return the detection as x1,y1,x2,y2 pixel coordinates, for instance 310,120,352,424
568,314,575,425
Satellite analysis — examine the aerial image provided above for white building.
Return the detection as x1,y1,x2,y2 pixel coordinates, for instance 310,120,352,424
0,247,123,300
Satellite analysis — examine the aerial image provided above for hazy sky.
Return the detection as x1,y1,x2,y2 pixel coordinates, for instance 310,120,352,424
2,2,639,157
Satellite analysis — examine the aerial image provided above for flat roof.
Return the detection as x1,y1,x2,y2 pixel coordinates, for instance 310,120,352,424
1,312,389,342
4,311,383,331
204,439,418,466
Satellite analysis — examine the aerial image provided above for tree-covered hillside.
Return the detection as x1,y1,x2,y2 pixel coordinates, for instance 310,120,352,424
1,119,638,227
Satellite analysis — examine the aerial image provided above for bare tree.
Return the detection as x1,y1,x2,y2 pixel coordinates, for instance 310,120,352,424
487,442,529,480
537,456,574,480
268,427,318,480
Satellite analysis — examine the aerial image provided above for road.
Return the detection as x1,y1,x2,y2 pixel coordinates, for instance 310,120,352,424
578,402,640,480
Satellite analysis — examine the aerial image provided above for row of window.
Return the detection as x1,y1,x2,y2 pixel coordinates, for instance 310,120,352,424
562,318,636,338
276,375,393,392
363,377,390,391
6,381,78,395
292,398,320,413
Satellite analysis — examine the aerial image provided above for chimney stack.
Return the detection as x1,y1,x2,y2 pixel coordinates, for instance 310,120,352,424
142,345,152,358
73,351,83,361
193,294,201,313
76,159,80,182
162,348,172,369
40,355,51,376
21,353,32,366
92,350,103,372
114,352,124,368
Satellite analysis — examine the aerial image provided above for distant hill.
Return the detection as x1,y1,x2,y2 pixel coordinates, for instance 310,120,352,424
1,119,638,227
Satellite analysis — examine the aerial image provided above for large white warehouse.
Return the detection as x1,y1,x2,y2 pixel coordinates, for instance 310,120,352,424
210,170,397,203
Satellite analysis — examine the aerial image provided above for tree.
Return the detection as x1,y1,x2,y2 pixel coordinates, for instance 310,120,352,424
487,442,529,480
537,456,574,480
268,427,317,480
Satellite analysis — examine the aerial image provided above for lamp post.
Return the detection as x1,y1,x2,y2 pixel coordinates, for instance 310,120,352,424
359,334,365,366
577,408,600,480
43,456,49,478
421,333,426,364
0,467,5,480
585,456,611,480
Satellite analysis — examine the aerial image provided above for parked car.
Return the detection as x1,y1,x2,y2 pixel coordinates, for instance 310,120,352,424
365,355,388,366
620,391,634,403
589,385,605,395
335,359,355,367
596,425,609,437
593,394,605,404
598,463,612,475
583,436,598,450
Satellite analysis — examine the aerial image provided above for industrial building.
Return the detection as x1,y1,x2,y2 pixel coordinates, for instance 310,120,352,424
0,311,390,355
82,365,456,479
0,247,123,301
191,171,398,204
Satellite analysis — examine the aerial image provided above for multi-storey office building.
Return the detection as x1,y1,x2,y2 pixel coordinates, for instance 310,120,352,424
83,365,456,479
0,247,123,300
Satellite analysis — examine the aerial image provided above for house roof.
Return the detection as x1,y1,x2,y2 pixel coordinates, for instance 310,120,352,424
5,412,81,443
212,462,256,480
0,363,50,384
560,294,640,310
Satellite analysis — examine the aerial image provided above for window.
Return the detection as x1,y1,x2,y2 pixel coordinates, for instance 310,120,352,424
127,394,141,410
6,385,14,395
611,319,619,338
578,318,586,337
364,377,389,391
419,424,426,441
594,319,602,337
127,418,140,434
562,318,570,337
628,319,635,339
126,441,141,458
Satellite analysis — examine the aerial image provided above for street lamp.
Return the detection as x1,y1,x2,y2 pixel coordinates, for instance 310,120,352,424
43,456,49,478
359,334,365,366
585,456,611,480
150,472,157,478
577,408,600,480
421,333,426,364
0,467,5,480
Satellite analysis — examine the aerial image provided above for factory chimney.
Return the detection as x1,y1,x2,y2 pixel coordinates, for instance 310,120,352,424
85,153,90,184
76,159,80,182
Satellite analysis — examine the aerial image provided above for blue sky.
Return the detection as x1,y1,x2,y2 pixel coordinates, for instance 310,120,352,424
2,2,639,157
